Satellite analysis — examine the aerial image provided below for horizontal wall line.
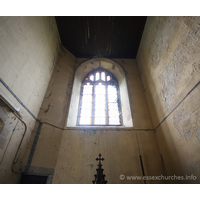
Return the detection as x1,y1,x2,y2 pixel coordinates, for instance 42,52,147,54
43,122,155,131
3,78,198,174
0,77,154,175
0,78,153,132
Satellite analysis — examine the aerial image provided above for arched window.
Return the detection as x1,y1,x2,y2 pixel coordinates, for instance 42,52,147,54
78,68,122,126
67,58,133,127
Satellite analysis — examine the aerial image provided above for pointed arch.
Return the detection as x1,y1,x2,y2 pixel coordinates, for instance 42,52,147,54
67,58,133,127
78,67,122,125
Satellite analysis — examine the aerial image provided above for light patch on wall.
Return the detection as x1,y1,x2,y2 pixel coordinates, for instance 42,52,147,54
148,17,177,68
184,128,192,140
196,127,200,140
173,94,200,142
159,60,181,110
158,19,200,110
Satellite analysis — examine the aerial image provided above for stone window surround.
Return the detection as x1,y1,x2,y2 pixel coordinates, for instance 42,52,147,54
67,58,133,127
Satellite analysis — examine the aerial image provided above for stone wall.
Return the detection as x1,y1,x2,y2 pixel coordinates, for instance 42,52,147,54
29,47,163,183
137,16,200,183
2,16,197,184
0,17,60,183
21,47,76,174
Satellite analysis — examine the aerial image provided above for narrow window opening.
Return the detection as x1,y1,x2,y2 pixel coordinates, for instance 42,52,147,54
107,76,111,81
96,72,100,81
101,72,105,81
90,74,94,81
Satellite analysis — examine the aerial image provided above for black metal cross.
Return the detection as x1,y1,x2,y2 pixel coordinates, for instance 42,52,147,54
96,154,104,163
92,153,107,184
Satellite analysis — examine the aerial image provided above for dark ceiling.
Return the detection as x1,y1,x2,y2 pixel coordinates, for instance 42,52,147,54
55,16,147,59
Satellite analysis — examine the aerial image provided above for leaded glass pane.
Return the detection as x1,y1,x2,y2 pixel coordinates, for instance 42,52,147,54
83,83,93,94
101,72,105,81
79,83,93,125
79,117,92,125
96,72,100,81
108,102,120,125
78,68,121,126
90,74,94,81
107,85,117,102
94,83,106,125
94,117,106,125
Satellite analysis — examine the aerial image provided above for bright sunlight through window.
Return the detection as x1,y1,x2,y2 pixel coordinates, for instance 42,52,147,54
78,68,122,126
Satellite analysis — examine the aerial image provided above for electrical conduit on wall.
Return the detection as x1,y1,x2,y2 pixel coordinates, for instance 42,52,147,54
1,77,200,175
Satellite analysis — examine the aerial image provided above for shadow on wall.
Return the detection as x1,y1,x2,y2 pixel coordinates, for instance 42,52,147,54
138,66,187,181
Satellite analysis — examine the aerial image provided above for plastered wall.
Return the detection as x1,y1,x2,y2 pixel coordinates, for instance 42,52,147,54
2,16,197,184
0,17,60,183
137,16,200,183
21,46,77,173
26,46,163,184
53,129,162,184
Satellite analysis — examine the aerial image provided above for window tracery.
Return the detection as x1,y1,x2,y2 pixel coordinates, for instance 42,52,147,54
78,68,122,126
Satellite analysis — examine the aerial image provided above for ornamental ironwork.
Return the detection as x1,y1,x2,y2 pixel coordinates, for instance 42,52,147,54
92,154,107,184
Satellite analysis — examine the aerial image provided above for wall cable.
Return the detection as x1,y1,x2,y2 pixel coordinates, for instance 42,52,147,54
154,79,200,131
1,78,200,175
0,115,19,164
11,112,27,174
